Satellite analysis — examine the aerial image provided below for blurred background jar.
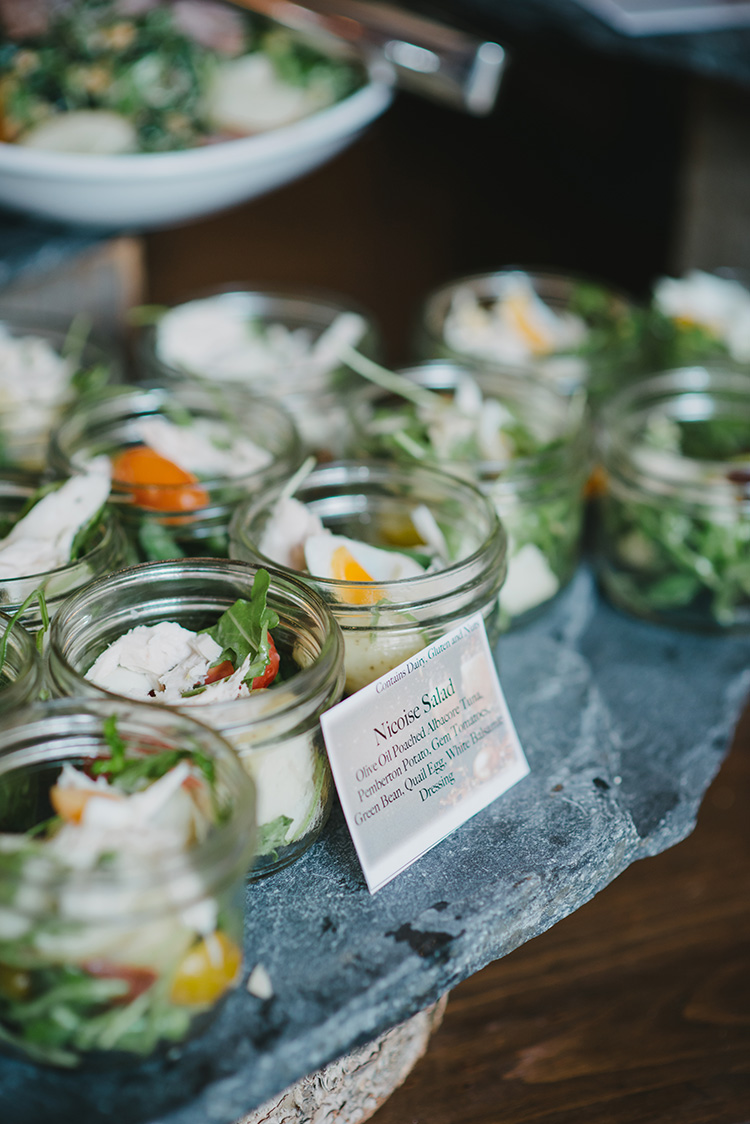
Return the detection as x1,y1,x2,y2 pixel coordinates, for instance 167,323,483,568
350,361,590,628
0,308,120,472
48,383,302,562
135,287,382,459
0,476,128,628
0,612,43,712
417,268,643,400
595,366,750,630
46,559,344,877
0,697,256,1068
230,459,507,695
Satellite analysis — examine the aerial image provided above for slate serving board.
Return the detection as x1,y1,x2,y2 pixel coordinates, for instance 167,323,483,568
2,567,748,1124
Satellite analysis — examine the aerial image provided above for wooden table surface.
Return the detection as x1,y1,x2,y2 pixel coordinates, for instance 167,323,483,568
369,701,750,1124
144,71,750,1123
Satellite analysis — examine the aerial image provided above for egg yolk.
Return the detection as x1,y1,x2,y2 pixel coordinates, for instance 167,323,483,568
504,292,552,355
331,545,383,605
111,445,209,512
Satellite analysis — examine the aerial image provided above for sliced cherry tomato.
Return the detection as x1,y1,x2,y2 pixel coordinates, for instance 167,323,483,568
82,960,157,1003
203,659,235,686
251,634,280,690
169,931,241,1006
111,445,209,512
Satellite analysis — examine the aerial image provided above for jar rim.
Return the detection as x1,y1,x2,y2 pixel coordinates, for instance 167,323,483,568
139,285,382,389
48,558,345,736
230,458,507,609
49,383,302,498
600,365,750,501
421,266,635,336
355,359,589,477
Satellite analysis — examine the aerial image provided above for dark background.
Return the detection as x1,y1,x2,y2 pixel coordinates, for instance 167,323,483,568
145,4,694,363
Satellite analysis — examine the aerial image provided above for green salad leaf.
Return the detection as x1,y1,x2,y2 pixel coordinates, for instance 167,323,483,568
201,569,279,687
90,715,216,792
256,814,293,860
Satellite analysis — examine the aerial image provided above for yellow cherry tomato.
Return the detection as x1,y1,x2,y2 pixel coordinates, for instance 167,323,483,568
169,931,242,1006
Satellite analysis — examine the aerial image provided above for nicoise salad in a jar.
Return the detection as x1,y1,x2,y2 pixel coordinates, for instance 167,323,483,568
0,698,256,1068
137,290,381,458
350,360,590,627
230,460,507,695
48,383,301,561
47,560,344,877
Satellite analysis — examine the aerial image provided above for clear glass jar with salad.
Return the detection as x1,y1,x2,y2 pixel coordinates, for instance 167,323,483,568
418,268,642,398
46,559,344,877
595,366,750,630
136,288,382,458
0,697,256,1069
0,612,43,713
229,460,507,695
0,473,129,628
0,309,118,472
350,361,590,627
48,383,301,562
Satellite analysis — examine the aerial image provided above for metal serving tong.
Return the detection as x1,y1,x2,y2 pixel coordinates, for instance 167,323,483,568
230,0,507,115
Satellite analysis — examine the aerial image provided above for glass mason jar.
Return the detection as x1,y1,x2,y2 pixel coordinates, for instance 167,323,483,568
136,287,382,459
48,383,302,562
230,460,507,695
0,612,43,712
46,559,345,877
0,476,129,628
0,308,119,472
350,361,590,627
0,697,256,1069
418,268,640,399
595,366,750,630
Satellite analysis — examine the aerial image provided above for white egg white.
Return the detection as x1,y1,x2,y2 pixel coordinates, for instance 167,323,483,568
303,534,425,583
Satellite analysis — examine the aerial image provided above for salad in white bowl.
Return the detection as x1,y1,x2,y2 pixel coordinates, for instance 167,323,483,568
0,0,391,227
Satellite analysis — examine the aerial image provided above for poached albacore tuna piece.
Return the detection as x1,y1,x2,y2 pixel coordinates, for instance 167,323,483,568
0,471,110,579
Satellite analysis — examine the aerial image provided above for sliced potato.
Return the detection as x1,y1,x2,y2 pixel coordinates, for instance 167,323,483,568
18,109,138,154
204,54,328,135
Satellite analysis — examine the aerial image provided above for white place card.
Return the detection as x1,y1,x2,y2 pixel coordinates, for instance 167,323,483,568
320,613,529,893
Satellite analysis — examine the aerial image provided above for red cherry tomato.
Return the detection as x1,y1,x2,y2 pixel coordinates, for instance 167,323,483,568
82,960,157,1003
203,660,235,685
251,635,279,690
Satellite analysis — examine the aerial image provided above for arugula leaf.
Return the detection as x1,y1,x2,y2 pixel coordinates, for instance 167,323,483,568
0,586,50,675
102,714,127,772
70,362,109,399
69,505,104,561
201,570,279,688
91,716,216,791
256,814,292,860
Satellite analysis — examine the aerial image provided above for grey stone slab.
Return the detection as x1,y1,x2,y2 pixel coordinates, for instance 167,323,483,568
1,568,748,1124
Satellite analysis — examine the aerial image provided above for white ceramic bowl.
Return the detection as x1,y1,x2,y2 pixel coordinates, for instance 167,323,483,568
0,75,392,230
